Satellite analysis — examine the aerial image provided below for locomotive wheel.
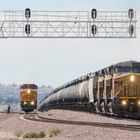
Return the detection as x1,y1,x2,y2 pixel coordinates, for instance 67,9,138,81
108,102,113,115
89,103,96,113
101,102,106,114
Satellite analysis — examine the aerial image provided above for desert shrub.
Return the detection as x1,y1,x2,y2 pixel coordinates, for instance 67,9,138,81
23,133,29,138
15,130,23,137
48,128,61,137
40,131,46,137
23,131,46,138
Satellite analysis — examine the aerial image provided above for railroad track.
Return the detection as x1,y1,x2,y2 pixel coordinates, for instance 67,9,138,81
23,113,140,131
97,113,140,124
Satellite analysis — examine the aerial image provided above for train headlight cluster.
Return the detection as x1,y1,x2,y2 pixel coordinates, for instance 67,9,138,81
130,75,135,82
31,101,35,105
122,100,127,105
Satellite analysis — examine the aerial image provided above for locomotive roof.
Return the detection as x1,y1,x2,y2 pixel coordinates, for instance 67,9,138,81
51,61,140,95
113,61,140,67
20,84,38,89
21,83,37,85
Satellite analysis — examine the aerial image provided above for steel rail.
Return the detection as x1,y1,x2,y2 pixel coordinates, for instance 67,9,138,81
23,113,140,131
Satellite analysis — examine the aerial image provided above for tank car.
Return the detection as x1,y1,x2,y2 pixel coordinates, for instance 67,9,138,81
38,61,140,118
20,84,38,112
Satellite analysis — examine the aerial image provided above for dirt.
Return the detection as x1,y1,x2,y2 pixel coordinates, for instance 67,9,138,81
0,110,140,140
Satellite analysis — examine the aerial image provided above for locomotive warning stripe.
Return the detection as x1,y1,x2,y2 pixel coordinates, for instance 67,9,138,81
119,97,140,99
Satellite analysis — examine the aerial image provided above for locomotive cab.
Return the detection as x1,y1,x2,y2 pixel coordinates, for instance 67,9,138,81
113,64,140,118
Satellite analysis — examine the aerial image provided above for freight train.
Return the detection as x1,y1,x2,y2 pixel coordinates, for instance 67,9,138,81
38,61,140,118
20,84,38,112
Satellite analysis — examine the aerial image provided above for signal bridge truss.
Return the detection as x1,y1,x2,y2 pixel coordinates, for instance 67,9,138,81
0,9,136,38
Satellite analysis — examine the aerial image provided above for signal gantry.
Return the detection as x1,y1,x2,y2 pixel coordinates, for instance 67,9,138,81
0,8,136,38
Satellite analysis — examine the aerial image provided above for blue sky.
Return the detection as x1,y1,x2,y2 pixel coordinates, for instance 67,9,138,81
0,0,140,87
0,0,139,10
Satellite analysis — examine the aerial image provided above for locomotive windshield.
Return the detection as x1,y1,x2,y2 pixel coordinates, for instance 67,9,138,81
115,66,140,73
114,61,140,73
133,66,140,73
20,84,38,89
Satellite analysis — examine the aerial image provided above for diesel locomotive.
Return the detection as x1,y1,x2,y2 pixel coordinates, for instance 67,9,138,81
38,61,140,118
20,84,38,112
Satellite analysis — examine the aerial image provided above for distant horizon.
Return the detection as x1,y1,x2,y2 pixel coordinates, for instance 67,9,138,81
1,60,140,88
0,82,53,88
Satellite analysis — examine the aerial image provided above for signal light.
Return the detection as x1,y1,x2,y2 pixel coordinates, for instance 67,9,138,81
128,9,134,19
91,9,97,19
25,8,31,18
129,24,134,36
25,24,30,34
92,24,97,35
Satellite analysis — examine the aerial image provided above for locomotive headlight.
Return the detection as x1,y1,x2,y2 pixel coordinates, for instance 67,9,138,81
122,100,127,105
23,101,27,105
138,100,140,105
130,75,135,82
27,89,31,94
31,101,35,105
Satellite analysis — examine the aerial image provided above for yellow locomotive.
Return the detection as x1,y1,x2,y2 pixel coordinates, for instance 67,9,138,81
38,61,140,118
20,84,38,112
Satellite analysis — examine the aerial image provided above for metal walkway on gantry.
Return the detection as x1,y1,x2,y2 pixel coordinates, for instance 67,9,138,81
0,8,136,38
